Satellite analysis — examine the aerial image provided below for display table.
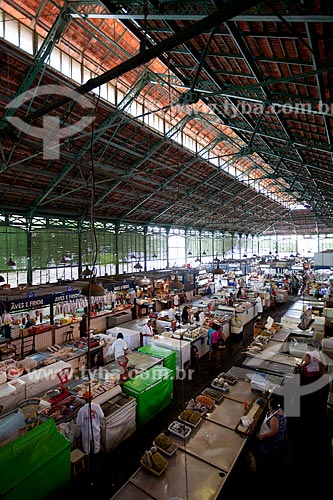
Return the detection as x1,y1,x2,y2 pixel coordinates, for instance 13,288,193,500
138,345,176,377
126,448,227,500
100,392,137,452
103,352,162,380
205,398,245,431
276,289,288,303
20,360,72,398
106,326,141,350
0,408,26,448
222,379,256,404
122,366,173,426
150,335,191,369
172,419,246,473
0,378,26,415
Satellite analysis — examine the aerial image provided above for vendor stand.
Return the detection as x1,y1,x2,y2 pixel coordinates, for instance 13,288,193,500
103,351,163,381
106,326,141,350
138,344,176,377
122,366,173,426
150,335,191,370
171,419,246,473
20,360,73,398
119,448,228,500
0,419,70,500
100,392,137,452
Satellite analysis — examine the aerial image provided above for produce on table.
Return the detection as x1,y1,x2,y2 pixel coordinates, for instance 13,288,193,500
154,433,174,453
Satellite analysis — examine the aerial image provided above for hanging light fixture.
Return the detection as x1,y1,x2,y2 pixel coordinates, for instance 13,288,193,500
134,261,142,270
6,257,16,266
213,256,220,262
82,265,92,277
81,276,105,297
243,253,247,258
137,276,152,287
152,254,158,259
188,251,192,256
195,257,201,263
0,275,5,282
213,265,224,274
130,254,137,259
202,250,207,256
169,277,184,290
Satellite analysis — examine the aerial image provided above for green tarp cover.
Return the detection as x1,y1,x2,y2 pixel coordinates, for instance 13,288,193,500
0,418,71,500
138,345,176,376
123,366,173,425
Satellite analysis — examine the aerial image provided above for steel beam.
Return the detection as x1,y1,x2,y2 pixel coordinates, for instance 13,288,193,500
0,5,70,131
27,0,263,121
31,77,148,210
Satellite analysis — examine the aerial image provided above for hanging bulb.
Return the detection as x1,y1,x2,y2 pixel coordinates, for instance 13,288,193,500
6,257,16,266
81,276,105,297
82,265,92,276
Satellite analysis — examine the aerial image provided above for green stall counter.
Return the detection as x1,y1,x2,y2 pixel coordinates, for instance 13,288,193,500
0,418,71,500
138,344,176,377
123,366,173,426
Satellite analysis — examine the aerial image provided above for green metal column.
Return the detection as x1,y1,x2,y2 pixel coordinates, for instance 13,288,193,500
115,222,120,275
143,226,147,272
166,228,170,269
26,218,32,286
78,220,83,278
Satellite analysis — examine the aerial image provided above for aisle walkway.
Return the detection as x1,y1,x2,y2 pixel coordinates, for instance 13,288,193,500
58,295,332,499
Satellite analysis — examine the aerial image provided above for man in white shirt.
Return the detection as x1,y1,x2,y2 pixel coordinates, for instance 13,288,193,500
77,394,104,455
199,310,205,325
141,319,154,346
168,305,176,321
107,332,128,360
173,294,180,307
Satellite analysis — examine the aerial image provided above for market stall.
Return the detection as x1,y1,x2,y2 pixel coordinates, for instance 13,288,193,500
138,344,176,377
106,326,141,350
20,360,73,398
150,335,191,369
100,392,137,452
0,418,70,500
0,378,26,415
122,365,173,426
103,351,163,381
118,448,228,500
